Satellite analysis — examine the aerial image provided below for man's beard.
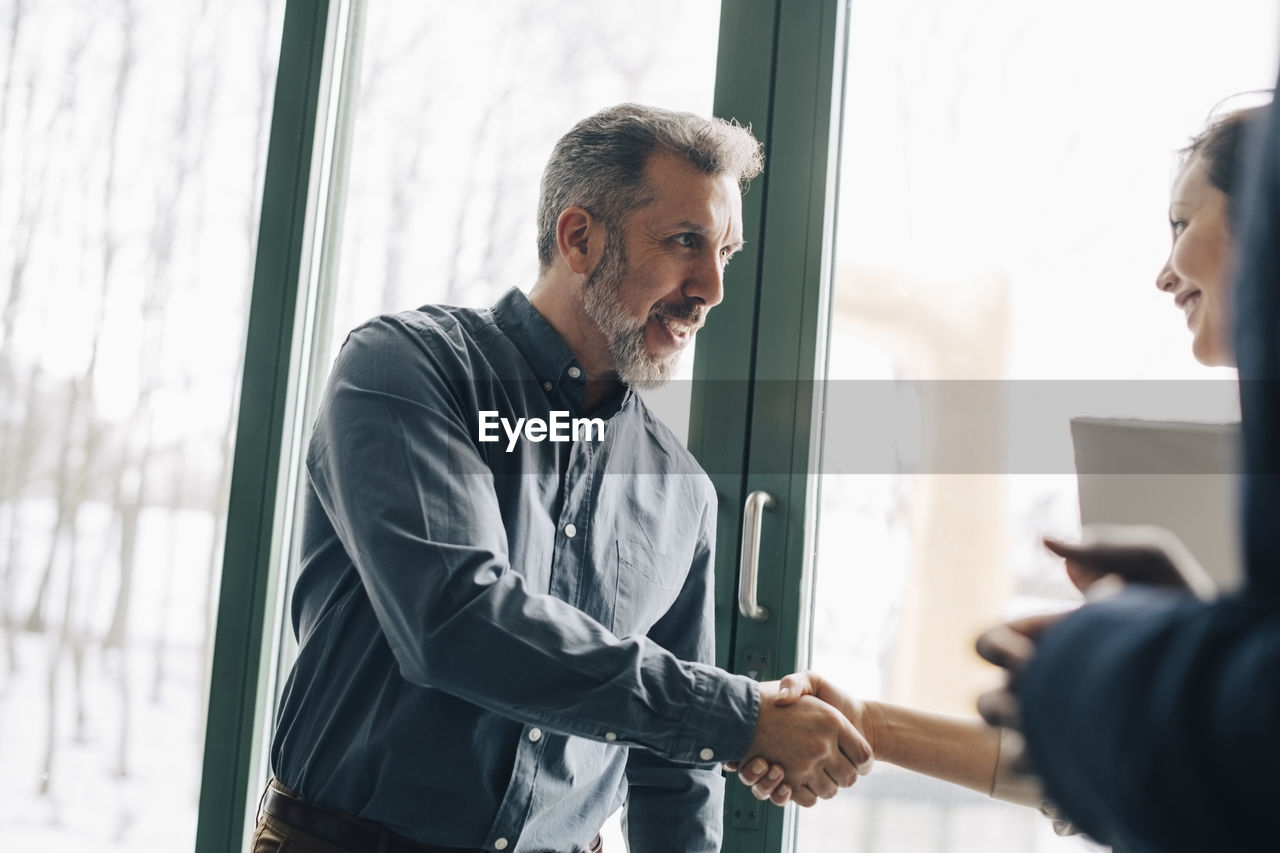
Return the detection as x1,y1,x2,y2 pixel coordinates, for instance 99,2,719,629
582,231,702,389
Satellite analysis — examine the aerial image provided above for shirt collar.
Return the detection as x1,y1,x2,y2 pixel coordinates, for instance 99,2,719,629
492,287,634,418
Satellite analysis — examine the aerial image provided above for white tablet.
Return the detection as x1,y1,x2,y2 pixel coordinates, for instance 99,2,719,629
1071,416,1242,592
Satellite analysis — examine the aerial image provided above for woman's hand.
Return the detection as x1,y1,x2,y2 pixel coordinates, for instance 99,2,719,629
1045,524,1216,601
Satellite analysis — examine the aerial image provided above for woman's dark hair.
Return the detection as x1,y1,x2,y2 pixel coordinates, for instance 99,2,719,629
1180,99,1271,210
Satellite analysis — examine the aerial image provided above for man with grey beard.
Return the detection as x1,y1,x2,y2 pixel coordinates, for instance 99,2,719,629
253,104,871,853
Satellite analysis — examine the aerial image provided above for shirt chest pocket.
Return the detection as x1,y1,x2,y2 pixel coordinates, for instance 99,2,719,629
610,540,687,637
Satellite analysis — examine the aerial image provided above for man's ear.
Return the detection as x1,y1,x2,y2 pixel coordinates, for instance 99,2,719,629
556,207,600,276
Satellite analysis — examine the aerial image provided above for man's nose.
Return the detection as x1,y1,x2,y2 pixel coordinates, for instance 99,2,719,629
684,252,725,308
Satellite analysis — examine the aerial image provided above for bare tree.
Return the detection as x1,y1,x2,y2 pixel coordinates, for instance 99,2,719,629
196,0,280,749
381,132,426,310
0,0,25,202
443,90,509,305
101,0,216,780
149,432,189,700
30,0,136,795
0,364,43,672
0,0,56,675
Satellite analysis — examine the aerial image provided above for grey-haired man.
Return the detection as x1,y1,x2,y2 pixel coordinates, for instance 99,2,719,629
253,104,870,853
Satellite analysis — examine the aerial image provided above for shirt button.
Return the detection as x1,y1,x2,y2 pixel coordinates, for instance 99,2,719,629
494,839,509,851
564,523,577,539
604,731,617,742
528,727,542,742
699,747,715,761
567,366,582,379
542,380,553,392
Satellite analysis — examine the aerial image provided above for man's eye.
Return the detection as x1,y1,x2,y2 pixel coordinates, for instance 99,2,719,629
675,233,698,248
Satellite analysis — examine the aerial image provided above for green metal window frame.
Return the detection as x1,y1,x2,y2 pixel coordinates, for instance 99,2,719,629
694,1,846,850
195,2,337,851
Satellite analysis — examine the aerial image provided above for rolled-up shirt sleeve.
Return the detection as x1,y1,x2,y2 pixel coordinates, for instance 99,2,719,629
305,317,759,766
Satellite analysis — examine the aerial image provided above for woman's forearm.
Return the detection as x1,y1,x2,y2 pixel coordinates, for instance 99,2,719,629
861,700,1001,795
858,700,1046,807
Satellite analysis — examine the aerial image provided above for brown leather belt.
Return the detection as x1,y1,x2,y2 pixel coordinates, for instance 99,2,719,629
261,781,602,853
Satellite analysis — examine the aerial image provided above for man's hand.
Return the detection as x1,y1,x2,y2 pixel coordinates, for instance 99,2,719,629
1045,524,1215,601
729,674,874,806
973,612,1067,773
732,679,873,808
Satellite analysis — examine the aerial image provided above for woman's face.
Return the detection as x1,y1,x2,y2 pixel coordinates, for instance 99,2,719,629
1156,154,1235,367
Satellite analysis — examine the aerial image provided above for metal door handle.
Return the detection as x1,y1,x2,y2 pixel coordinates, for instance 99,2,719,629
738,490,774,621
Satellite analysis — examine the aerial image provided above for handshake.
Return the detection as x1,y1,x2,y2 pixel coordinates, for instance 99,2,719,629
725,527,1213,810
727,671,878,807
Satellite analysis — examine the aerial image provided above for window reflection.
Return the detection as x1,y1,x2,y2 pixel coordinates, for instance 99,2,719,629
328,0,723,343
276,2,724,849
316,3,726,452
803,2,1277,851
0,1,284,848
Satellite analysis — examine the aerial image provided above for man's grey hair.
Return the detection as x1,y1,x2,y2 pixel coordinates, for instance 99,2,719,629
536,103,764,271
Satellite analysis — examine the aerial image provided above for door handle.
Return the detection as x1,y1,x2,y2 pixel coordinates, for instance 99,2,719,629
738,490,774,621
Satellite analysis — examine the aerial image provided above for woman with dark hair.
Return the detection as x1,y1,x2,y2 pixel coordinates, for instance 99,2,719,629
732,100,1270,819
974,84,1280,850
1158,104,1267,368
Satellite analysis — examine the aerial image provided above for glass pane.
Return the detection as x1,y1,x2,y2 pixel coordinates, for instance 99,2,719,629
0,1,284,849
268,2,722,849
801,3,1277,851
325,0,724,444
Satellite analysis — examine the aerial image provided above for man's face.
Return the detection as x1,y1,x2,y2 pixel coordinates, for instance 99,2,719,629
582,152,745,388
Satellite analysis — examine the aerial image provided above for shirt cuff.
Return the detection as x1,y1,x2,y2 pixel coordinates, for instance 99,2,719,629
673,666,760,765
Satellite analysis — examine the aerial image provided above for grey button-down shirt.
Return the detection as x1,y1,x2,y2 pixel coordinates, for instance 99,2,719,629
271,288,759,853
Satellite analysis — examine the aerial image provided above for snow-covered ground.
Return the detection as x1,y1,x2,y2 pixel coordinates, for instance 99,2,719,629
1,500,215,851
